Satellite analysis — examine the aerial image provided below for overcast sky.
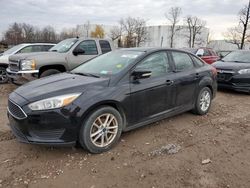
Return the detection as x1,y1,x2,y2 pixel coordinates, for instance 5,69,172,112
0,0,249,40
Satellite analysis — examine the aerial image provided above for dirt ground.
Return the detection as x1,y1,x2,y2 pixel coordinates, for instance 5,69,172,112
0,83,250,188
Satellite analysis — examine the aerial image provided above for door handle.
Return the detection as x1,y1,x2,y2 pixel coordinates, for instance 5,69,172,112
195,73,200,79
166,80,174,86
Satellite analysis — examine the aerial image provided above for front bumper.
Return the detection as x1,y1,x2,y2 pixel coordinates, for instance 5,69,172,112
7,101,81,146
217,74,250,93
6,68,39,83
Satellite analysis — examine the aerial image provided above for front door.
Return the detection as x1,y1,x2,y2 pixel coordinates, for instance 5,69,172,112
67,40,99,70
129,51,175,125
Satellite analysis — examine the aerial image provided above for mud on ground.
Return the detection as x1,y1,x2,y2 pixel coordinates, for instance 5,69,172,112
0,83,250,188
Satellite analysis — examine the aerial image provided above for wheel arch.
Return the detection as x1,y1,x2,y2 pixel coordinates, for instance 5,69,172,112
39,64,66,77
198,77,214,97
0,63,8,68
80,100,127,131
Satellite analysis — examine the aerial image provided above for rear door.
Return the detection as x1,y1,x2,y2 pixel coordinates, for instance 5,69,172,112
129,51,175,124
67,40,99,70
170,51,199,107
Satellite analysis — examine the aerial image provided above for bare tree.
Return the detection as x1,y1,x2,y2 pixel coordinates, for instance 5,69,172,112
239,0,250,49
83,20,91,38
41,26,56,42
165,7,182,48
224,27,242,49
22,23,35,42
224,1,250,49
109,26,122,41
134,18,149,47
120,17,149,47
185,16,206,48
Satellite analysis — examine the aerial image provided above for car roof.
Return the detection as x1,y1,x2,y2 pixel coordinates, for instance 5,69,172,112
21,43,56,46
119,47,190,54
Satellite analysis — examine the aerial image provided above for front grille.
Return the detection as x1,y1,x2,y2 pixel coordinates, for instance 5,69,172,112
8,100,27,120
217,73,233,82
9,60,20,72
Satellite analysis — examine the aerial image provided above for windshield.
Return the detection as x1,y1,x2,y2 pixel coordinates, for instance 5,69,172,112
72,50,144,76
3,44,24,55
49,38,78,53
222,51,250,63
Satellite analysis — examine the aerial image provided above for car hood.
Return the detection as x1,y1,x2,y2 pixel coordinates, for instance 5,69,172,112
9,52,65,62
212,60,250,70
14,73,110,103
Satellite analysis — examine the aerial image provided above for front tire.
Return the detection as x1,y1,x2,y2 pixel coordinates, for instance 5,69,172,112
0,67,8,84
79,106,123,153
40,69,61,78
193,87,212,115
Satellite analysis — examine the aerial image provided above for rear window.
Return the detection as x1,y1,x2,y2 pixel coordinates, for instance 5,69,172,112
99,40,111,54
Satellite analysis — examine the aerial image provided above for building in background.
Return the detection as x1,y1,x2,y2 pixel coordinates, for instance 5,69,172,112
208,40,250,51
76,24,209,49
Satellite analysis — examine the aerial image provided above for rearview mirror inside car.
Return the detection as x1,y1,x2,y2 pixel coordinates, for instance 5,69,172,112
132,70,152,80
73,48,85,56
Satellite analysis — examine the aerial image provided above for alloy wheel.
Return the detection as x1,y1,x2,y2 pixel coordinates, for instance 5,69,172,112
90,113,118,147
199,90,211,112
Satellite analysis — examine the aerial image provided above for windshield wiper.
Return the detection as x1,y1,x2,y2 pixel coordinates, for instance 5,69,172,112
72,72,100,78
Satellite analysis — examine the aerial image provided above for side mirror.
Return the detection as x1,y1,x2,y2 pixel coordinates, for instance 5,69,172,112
73,48,85,56
132,70,152,80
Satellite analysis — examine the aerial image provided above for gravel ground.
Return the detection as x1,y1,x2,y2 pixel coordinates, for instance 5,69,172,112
0,83,250,188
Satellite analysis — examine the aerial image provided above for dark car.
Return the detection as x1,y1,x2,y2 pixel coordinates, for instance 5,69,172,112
217,50,232,59
212,50,250,93
8,48,217,153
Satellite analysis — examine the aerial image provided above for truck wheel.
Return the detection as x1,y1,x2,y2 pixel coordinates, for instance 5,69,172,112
0,67,8,84
40,69,61,78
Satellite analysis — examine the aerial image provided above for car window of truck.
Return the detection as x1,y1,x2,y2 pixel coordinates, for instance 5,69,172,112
76,40,98,55
99,40,111,54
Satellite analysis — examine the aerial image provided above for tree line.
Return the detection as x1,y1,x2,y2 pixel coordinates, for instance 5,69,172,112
1,11,208,48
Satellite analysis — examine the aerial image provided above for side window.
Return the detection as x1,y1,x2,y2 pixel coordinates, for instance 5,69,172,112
18,46,33,53
135,52,170,78
31,45,43,52
99,40,111,54
203,49,211,56
192,56,205,67
172,51,194,71
42,45,54,51
76,40,98,55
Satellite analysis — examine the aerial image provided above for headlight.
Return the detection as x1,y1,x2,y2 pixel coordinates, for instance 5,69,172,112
28,93,81,111
238,69,250,74
21,59,36,70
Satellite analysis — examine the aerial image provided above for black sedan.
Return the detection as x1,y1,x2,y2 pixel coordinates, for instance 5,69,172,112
8,48,217,153
212,50,250,93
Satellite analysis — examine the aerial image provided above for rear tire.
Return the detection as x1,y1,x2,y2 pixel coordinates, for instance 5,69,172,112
0,67,8,84
79,106,123,154
40,69,61,78
192,87,212,115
